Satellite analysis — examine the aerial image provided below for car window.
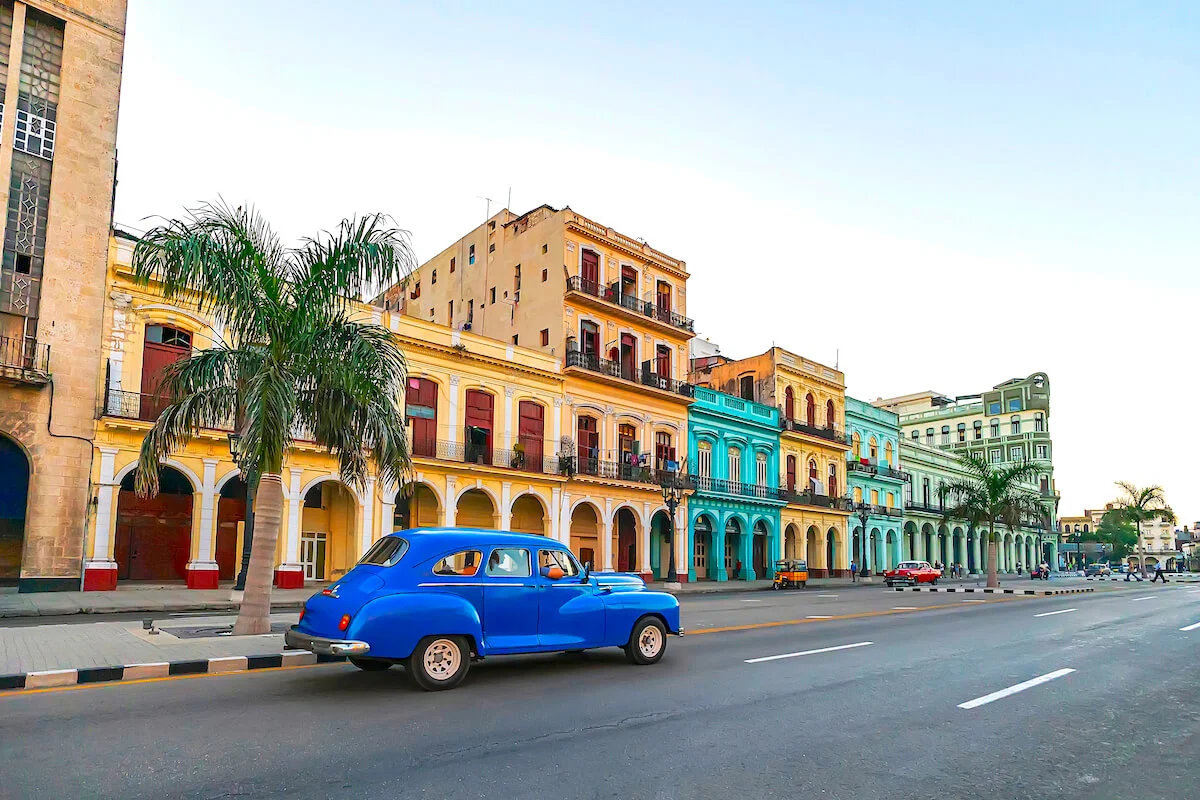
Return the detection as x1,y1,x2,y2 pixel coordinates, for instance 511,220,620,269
899,562,918,569
538,549,580,578
433,550,483,577
486,548,531,578
358,536,409,567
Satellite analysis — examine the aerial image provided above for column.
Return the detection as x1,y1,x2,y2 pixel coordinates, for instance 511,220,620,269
742,524,755,580
448,376,460,445
379,481,397,538
444,476,458,526
712,515,728,581
600,498,614,571
677,504,690,581
500,481,513,531
357,476,376,557
558,490,571,546
186,458,221,589
550,487,562,542
503,387,515,449
83,447,120,590
1050,539,1059,571
640,502,652,578
275,469,305,588
552,399,563,461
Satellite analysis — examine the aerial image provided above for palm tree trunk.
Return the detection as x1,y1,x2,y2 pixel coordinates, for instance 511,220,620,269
986,530,1000,588
232,473,283,636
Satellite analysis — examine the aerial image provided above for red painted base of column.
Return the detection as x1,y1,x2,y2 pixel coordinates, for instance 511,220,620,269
274,569,304,589
83,567,117,591
186,568,220,590
638,572,654,583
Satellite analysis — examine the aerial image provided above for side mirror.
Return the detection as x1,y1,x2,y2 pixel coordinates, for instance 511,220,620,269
581,561,591,584
546,566,565,580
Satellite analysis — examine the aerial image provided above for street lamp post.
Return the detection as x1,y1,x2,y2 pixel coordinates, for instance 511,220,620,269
854,504,871,578
659,469,684,590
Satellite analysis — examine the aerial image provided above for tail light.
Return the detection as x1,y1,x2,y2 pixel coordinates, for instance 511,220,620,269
338,614,351,632
299,607,306,623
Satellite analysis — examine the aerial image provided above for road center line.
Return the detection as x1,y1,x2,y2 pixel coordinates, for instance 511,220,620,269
818,594,839,598
892,606,918,610
745,641,873,664
957,668,1076,709
1034,608,1077,617
1131,596,1158,602
962,599,986,603
1180,621,1200,632
805,615,833,619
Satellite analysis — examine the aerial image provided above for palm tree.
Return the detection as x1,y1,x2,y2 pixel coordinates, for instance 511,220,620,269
939,454,1043,588
1113,482,1175,578
131,202,415,635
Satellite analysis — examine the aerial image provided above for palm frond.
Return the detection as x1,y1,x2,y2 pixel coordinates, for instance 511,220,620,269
290,214,416,307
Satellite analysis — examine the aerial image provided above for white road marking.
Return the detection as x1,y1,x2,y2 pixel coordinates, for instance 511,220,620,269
745,641,873,664
892,606,918,610
805,615,833,619
962,599,987,603
1034,608,1077,618
738,599,763,603
1131,596,1158,602
957,668,1076,709
818,594,839,598
1180,621,1200,632
1188,590,1200,595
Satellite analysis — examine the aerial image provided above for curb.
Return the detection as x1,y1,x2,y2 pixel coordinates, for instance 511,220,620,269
891,586,1094,596
0,601,307,620
1084,576,1199,582
0,650,344,692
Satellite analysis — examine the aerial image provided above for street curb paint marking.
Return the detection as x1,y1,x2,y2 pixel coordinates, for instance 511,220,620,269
0,652,346,694
894,586,1093,596
1033,608,1076,617
957,668,1076,709
745,641,873,664
1180,621,1200,632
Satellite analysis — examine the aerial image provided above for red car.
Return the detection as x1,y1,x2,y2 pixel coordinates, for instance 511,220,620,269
884,561,942,587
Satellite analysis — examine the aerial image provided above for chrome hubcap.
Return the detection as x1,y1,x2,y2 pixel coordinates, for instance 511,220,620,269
423,638,460,680
638,625,663,658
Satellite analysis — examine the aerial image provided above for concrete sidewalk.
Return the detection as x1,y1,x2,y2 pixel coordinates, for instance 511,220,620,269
0,586,322,618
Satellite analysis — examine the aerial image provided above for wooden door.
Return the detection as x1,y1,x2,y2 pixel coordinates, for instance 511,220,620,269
580,321,599,356
620,333,637,380
581,250,599,285
806,393,815,427
114,491,192,581
407,377,438,458
139,329,190,421
753,535,766,577
786,455,797,491
785,387,795,420
576,416,598,472
618,515,636,572
517,401,544,472
464,390,493,464
655,345,671,379
215,496,245,579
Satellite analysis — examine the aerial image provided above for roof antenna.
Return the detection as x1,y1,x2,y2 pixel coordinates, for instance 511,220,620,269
836,349,839,370
507,187,512,210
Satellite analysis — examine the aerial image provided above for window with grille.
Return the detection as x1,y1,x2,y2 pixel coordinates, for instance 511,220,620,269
755,452,767,486
697,441,711,478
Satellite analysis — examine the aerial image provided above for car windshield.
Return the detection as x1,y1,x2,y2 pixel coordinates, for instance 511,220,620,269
539,549,581,577
898,562,920,569
357,536,409,567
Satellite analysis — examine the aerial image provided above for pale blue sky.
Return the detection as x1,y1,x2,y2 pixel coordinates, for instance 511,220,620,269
114,1,1200,522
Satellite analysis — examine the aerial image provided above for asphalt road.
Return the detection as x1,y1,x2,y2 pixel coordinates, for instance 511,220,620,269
3,585,1198,800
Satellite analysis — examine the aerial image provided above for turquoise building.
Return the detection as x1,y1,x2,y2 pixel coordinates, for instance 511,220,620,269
686,387,785,581
844,397,907,572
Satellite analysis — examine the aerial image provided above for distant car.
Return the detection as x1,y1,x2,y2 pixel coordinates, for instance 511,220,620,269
884,561,941,587
285,529,683,691
1085,564,1112,577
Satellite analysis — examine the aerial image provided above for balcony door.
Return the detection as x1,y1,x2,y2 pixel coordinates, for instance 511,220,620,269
619,333,637,380
517,401,544,472
580,321,599,356
581,249,599,285
406,377,437,458
140,325,192,421
577,416,599,472
464,390,493,465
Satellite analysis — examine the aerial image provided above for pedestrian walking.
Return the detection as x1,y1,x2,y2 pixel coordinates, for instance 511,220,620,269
850,560,858,582
1124,563,1143,582
1151,563,1168,583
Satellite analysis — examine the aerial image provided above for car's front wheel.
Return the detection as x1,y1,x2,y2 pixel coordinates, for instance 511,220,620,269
408,635,470,691
625,616,668,665
349,657,392,672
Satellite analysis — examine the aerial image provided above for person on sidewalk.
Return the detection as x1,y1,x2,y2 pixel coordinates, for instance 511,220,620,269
850,560,857,582
1125,564,1143,582
1151,563,1168,583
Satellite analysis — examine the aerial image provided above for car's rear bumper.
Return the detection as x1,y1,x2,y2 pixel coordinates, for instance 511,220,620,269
285,626,371,656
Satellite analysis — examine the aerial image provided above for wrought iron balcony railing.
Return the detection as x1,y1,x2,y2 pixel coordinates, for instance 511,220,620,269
691,475,787,501
779,417,848,445
846,460,911,482
565,275,695,333
563,349,694,398
411,433,567,475
780,489,852,510
0,334,50,382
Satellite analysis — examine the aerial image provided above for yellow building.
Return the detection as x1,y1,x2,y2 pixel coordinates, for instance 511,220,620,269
85,230,574,589
692,347,852,576
379,204,695,579
0,1,126,591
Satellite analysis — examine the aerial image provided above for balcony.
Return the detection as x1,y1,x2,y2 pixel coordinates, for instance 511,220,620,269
905,500,945,515
103,388,170,423
411,431,569,476
850,502,905,519
846,459,911,482
780,488,852,511
692,475,787,502
0,335,50,385
564,275,694,334
563,349,694,399
780,416,849,445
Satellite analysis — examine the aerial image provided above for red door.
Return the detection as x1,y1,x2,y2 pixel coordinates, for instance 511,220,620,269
786,455,797,491
656,282,671,318
406,377,438,458
517,401,544,472
114,491,192,581
620,333,637,380
806,394,816,427
785,387,795,420
577,416,598,473
215,495,245,579
618,514,636,572
655,345,671,379
140,327,191,421
464,390,493,464
581,250,599,285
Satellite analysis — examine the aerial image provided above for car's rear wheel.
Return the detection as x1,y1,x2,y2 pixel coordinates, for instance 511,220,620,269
349,657,392,672
624,616,667,665
408,635,470,691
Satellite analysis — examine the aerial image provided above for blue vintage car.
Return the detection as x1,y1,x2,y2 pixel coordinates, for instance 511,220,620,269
284,529,683,690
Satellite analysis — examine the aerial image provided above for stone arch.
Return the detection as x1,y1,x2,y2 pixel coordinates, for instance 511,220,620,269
394,480,442,530
692,511,718,581
115,464,197,583
509,491,548,536
806,525,821,569
456,487,499,529
299,477,362,581
903,520,918,560
784,522,801,560
113,457,202,495
569,500,603,567
826,526,839,575
0,432,32,584
649,508,675,580
613,504,642,573
724,514,746,579
885,528,897,570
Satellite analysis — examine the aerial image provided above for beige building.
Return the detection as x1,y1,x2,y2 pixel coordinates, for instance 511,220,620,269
0,1,126,591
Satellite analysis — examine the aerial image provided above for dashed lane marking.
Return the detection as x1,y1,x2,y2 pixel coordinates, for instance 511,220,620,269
1180,621,1200,632
1034,608,1077,618
805,615,833,619
1131,596,1158,602
745,641,873,664
957,668,1076,709
892,607,918,610
962,599,987,603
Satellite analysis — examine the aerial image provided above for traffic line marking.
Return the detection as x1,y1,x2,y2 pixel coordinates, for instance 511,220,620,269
892,606,918,610
738,599,763,603
962,599,987,603
1180,621,1200,632
1187,590,1200,595
1131,596,1158,602
958,668,1076,709
745,641,873,664
805,615,833,619
818,594,839,598
1034,608,1077,618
